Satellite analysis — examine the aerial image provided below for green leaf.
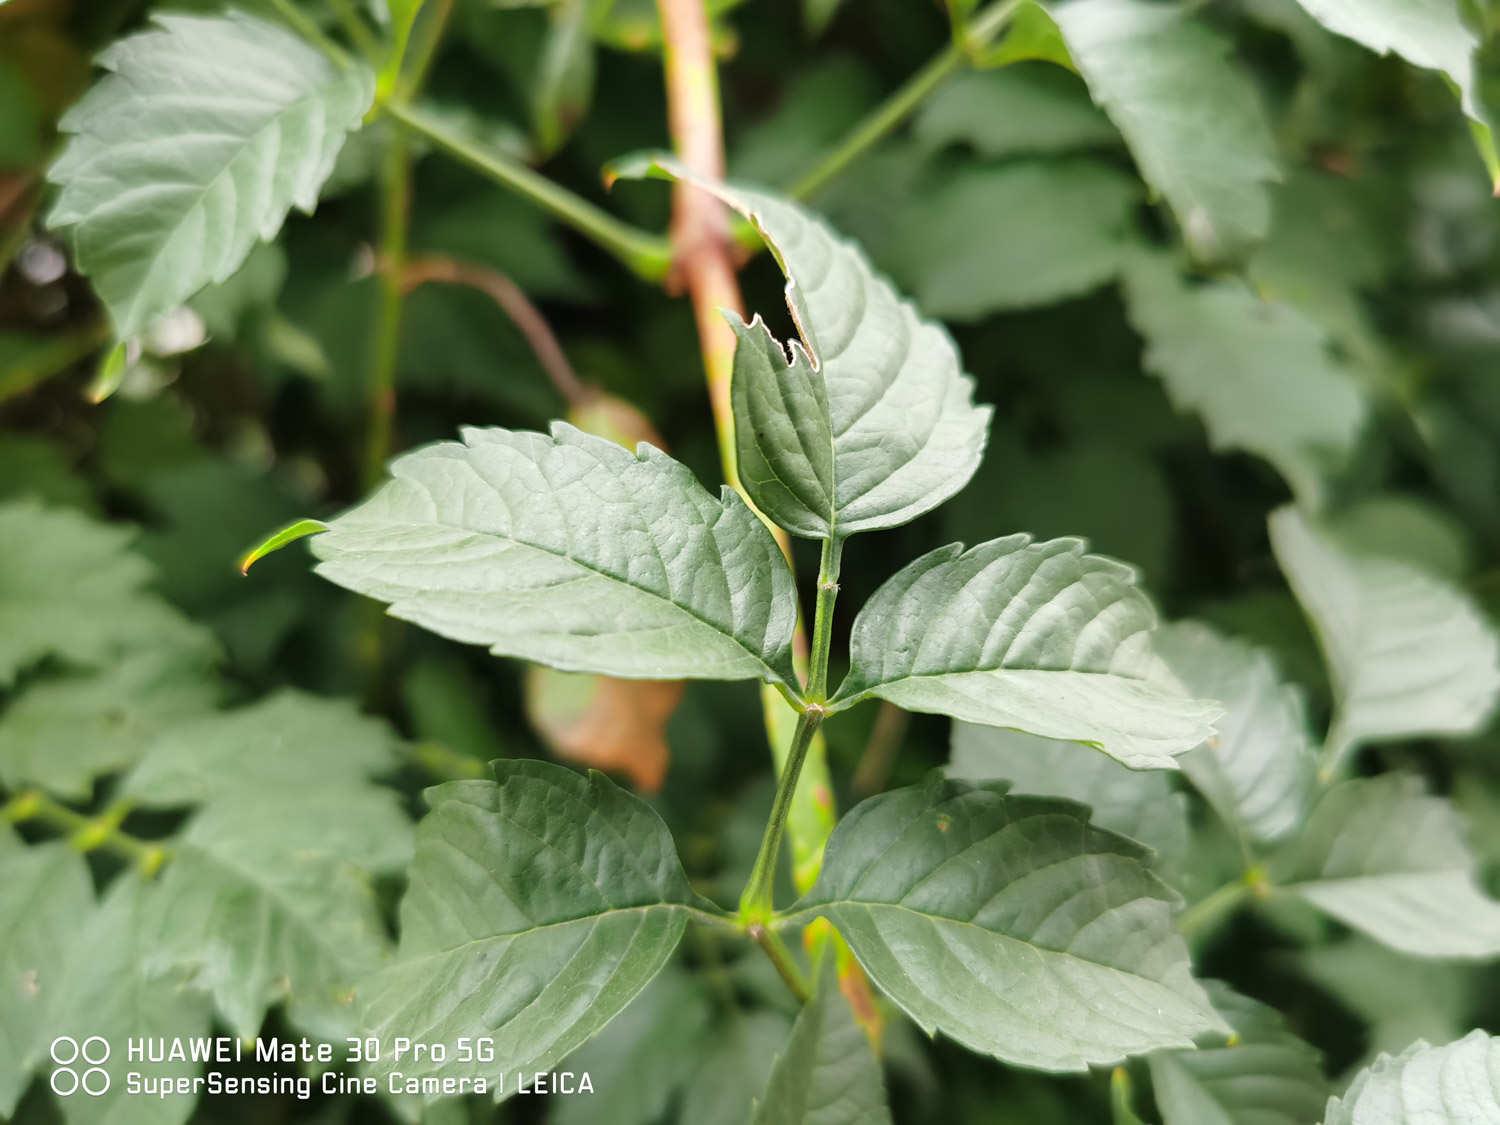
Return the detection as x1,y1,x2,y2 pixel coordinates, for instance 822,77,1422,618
151,797,396,1039
914,65,1119,159
359,760,698,1089
1122,253,1369,506
0,843,92,1116
885,159,1141,320
47,13,374,339
123,690,402,807
533,0,595,157
949,723,1189,872
1148,981,1328,1125
617,159,990,540
1153,622,1315,844
753,959,892,1125
1053,0,1280,261
833,536,1218,770
795,773,1226,1072
1271,774,1500,959
310,423,800,687
46,874,212,1125
0,500,213,688
0,648,221,801
1268,506,1500,769
1323,1031,1500,1124
554,966,714,1125
680,1009,793,1125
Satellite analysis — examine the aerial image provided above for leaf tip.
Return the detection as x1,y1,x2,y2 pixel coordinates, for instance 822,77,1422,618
239,518,328,575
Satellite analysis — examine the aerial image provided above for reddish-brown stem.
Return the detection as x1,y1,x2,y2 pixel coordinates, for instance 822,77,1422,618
403,255,590,408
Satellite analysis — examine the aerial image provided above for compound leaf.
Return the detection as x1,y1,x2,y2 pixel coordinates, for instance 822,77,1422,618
1323,1031,1500,1124
309,424,800,687
1269,506,1500,768
1053,0,1279,261
1271,774,1500,959
617,159,990,540
359,760,697,1090
753,959,892,1125
1154,622,1315,843
48,13,373,338
1149,981,1327,1125
796,774,1226,1072
1123,254,1368,507
834,536,1218,770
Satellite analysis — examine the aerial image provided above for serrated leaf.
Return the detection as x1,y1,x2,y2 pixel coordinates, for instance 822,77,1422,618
915,65,1118,158
885,158,1141,320
1268,506,1500,768
47,13,373,338
753,959,892,1125
46,875,212,1125
0,649,221,801
359,760,698,1090
1149,981,1328,1125
1153,622,1315,843
794,773,1226,1072
618,160,990,540
1123,253,1368,506
1271,774,1500,959
0,500,213,688
832,536,1218,770
949,723,1189,871
0,843,92,1116
1323,1031,1500,1124
310,423,800,687
123,689,403,807
1053,0,1280,260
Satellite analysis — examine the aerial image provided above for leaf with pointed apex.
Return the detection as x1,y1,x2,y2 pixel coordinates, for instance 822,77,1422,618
1269,506,1500,766
1123,254,1368,506
124,690,403,807
0,843,92,1117
1154,622,1315,844
795,774,1226,1072
0,500,214,688
616,158,990,540
1052,0,1279,261
46,875,212,1125
1271,774,1500,959
0,649,221,801
310,424,800,686
359,760,698,1090
949,723,1188,871
1149,981,1327,1125
1323,1031,1500,1124
753,960,892,1125
833,536,1218,770
47,13,373,339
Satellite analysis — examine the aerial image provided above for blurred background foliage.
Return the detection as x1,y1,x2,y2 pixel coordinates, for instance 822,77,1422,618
4,0,1500,1121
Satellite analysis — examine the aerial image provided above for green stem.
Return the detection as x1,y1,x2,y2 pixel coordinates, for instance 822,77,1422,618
265,0,349,65
405,741,487,780
328,0,380,59
3,790,168,875
807,538,843,701
382,101,673,282
748,923,811,1003
363,135,411,486
788,0,1023,201
739,709,824,923
1177,873,1259,940
401,0,454,96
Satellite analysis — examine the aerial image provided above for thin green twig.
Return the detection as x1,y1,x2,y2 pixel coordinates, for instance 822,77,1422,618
3,790,168,875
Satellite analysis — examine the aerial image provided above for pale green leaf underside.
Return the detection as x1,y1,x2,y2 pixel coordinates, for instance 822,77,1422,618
1269,506,1500,765
1154,621,1314,843
1272,774,1500,959
753,961,892,1125
949,723,1188,871
361,761,695,1089
1053,0,1280,261
47,13,373,338
1149,981,1328,1125
1323,1031,1500,1124
311,423,799,687
835,535,1218,770
798,775,1226,1072
621,158,990,539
